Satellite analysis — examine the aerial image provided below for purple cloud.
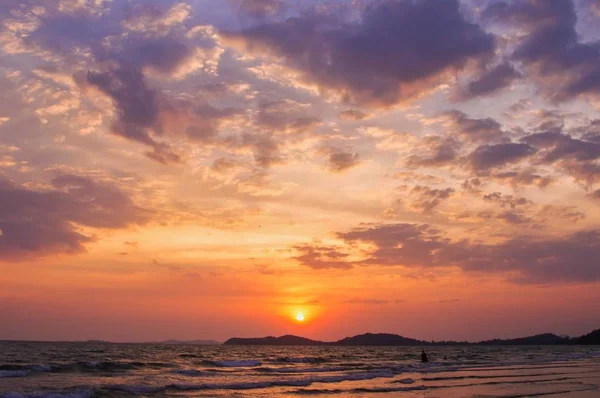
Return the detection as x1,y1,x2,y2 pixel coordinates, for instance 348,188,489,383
0,175,151,259
485,0,600,101
223,0,495,106
295,223,600,283
468,143,537,172
453,62,521,101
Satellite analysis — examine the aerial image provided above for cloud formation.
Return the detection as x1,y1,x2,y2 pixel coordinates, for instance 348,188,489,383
0,175,151,259
453,62,521,101
295,223,600,283
222,0,495,106
326,149,361,172
485,0,600,101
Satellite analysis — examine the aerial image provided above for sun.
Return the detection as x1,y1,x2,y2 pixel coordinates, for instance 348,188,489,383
295,312,305,322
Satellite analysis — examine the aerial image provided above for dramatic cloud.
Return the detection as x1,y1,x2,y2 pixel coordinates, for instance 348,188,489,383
468,143,536,172
86,65,181,163
523,132,600,163
222,0,495,106
404,185,455,213
295,223,600,283
0,175,151,259
442,110,506,143
453,62,521,101
485,0,600,101
12,1,227,163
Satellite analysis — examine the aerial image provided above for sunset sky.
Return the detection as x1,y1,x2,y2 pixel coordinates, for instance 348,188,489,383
1,0,600,343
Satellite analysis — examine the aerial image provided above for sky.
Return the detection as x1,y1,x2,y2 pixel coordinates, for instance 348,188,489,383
1,0,600,343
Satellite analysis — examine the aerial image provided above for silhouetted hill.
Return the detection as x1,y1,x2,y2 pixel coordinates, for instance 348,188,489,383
224,328,600,346
574,329,600,345
477,333,567,345
224,335,323,346
335,333,424,346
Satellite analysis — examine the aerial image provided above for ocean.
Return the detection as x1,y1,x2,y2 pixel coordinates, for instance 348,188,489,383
1,342,599,397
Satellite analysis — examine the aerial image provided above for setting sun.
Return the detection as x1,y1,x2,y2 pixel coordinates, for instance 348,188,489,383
295,313,305,322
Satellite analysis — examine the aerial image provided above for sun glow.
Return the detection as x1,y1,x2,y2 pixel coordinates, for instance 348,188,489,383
295,312,305,322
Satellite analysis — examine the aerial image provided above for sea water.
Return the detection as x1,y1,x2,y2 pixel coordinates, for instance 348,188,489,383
1,341,599,397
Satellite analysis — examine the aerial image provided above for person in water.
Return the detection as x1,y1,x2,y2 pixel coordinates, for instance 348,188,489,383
421,350,429,363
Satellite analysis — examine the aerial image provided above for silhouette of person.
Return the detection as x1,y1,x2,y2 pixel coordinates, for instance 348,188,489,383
421,350,429,363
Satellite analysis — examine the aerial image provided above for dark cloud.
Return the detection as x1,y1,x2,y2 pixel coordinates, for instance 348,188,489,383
0,175,151,259
523,132,600,163
293,243,352,270
484,0,600,101
24,2,227,164
119,36,195,76
563,162,600,187
409,185,455,213
443,110,506,143
327,149,360,172
483,192,531,209
407,137,460,168
468,143,536,172
86,65,181,164
223,0,495,107
492,170,554,188
295,223,600,283
235,0,286,19
453,62,521,101
86,64,243,163
518,130,600,185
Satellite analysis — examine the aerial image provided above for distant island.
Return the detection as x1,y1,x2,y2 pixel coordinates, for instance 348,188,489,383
224,329,600,346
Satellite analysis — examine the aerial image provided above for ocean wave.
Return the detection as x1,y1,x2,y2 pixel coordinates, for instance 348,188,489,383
43,370,400,396
0,390,95,398
0,361,173,376
276,357,327,364
179,354,199,358
171,369,210,376
204,360,261,368
290,386,429,395
421,371,589,382
257,365,354,374
0,370,30,378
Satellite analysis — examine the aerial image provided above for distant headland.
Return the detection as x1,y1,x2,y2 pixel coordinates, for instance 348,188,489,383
224,328,600,346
